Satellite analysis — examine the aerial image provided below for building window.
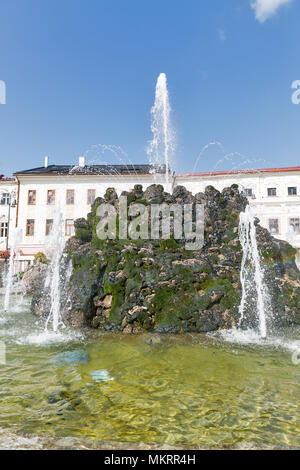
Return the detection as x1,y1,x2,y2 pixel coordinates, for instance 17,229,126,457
66,189,75,205
0,222,8,238
47,190,56,205
269,219,279,235
65,219,74,236
28,190,36,205
267,188,277,197
0,193,10,205
87,189,96,205
288,187,297,196
26,219,35,236
45,219,53,236
245,188,253,197
289,218,300,233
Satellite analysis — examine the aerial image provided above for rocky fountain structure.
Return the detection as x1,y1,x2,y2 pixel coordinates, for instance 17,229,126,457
22,183,300,335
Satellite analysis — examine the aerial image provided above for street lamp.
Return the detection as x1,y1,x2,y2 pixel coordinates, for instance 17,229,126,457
0,189,17,251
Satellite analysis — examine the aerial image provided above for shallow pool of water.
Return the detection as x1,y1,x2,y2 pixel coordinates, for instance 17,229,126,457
0,298,299,448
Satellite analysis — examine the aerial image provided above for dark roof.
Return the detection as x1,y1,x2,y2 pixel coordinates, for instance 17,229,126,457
14,164,166,176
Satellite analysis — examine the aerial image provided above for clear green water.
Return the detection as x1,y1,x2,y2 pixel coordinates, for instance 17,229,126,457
0,299,299,448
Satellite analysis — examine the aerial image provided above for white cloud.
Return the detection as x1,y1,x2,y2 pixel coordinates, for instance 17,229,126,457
251,0,292,23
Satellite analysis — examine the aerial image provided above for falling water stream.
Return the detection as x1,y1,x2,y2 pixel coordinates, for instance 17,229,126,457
4,227,22,312
44,210,66,333
238,205,268,338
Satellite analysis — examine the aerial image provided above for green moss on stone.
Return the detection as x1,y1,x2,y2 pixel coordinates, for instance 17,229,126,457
75,228,92,243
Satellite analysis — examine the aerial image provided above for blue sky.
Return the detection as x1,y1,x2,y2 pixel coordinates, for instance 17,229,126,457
0,0,299,176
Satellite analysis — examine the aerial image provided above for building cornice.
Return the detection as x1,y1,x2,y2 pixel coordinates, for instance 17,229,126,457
176,166,300,178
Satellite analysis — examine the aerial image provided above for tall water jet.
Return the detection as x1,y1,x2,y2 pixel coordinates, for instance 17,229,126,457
4,227,22,312
147,73,175,193
44,209,65,332
238,206,268,338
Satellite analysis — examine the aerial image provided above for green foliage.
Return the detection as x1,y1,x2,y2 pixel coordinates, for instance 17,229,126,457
158,237,179,251
198,277,240,310
103,277,125,325
126,193,136,205
34,252,48,264
225,213,238,225
172,266,194,282
134,199,148,206
201,265,212,274
106,252,120,272
75,228,92,243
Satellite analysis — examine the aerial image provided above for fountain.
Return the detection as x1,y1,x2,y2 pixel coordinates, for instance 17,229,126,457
61,256,73,313
82,144,138,177
1,263,7,295
147,73,175,193
238,205,269,338
64,258,73,286
4,227,22,312
44,209,65,332
192,140,268,175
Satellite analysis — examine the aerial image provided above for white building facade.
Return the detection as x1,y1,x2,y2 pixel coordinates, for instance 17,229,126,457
176,166,300,263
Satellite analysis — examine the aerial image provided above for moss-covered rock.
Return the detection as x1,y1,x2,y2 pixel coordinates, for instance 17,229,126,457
30,183,300,333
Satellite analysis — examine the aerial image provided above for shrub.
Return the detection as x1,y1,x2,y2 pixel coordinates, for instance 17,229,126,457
75,228,92,243
34,252,48,264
